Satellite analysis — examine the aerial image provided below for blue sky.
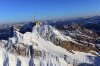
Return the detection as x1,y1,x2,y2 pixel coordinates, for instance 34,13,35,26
0,0,100,23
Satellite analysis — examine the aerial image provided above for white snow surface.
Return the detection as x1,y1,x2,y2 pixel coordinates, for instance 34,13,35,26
0,25,100,66
37,25,74,41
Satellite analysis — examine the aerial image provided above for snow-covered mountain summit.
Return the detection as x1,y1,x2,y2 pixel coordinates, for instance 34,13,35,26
0,22,100,66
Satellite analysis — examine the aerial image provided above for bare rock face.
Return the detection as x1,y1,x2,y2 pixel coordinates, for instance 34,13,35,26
52,38,100,55
8,43,28,56
7,43,47,57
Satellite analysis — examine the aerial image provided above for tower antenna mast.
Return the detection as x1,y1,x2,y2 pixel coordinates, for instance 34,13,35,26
34,13,35,22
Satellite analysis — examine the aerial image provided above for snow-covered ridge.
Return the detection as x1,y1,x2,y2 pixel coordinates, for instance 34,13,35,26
36,25,74,42
0,24,100,66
